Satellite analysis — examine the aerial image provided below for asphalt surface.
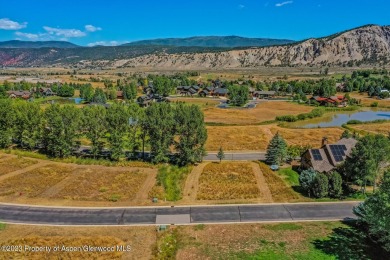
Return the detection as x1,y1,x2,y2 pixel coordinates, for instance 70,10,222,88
204,152,266,161
0,202,358,226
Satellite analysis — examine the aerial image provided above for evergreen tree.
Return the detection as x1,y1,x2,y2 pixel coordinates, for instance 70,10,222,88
217,147,225,163
265,132,287,165
312,173,329,198
328,171,343,198
299,168,317,197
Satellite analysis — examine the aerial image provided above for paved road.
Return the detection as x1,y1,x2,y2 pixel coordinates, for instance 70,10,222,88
204,152,266,161
0,202,358,226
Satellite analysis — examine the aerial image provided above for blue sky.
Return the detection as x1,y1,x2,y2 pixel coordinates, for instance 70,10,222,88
0,0,389,46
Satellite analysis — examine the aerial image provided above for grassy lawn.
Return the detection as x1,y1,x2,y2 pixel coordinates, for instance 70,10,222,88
149,166,192,201
203,101,312,125
258,163,303,202
197,162,261,200
0,164,73,197
277,167,300,186
206,124,344,151
176,221,387,259
349,92,390,108
0,157,37,176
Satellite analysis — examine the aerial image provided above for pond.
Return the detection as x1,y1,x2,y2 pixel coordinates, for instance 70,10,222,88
291,109,390,128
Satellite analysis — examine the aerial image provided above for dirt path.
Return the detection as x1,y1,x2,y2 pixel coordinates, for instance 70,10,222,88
0,161,51,183
182,162,208,202
251,162,273,203
133,169,158,204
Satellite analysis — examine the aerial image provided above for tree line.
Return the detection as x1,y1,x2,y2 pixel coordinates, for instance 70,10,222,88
0,99,207,165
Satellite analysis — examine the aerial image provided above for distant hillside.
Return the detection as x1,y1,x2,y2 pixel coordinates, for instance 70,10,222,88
123,36,295,48
1,25,390,68
0,40,79,48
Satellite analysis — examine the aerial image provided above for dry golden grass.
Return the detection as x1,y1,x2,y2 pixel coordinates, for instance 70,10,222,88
0,157,37,176
258,162,303,202
204,102,312,125
206,124,344,151
0,225,156,260
197,162,261,200
54,167,148,201
349,122,390,135
349,92,390,108
177,222,345,259
0,165,72,197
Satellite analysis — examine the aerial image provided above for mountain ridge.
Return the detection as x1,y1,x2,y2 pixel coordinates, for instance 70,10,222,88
0,40,79,49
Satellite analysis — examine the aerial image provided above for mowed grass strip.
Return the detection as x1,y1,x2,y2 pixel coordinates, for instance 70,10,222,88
197,162,261,200
0,157,37,176
258,162,303,202
54,167,148,201
204,101,312,125
206,124,344,151
0,165,72,197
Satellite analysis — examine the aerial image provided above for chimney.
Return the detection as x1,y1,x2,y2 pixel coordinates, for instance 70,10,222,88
322,137,328,146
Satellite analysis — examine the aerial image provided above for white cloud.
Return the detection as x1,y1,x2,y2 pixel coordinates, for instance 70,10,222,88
275,1,293,7
0,18,27,30
85,25,102,32
43,26,86,38
238,4,245,9
87,41,127,47
15,31,40,40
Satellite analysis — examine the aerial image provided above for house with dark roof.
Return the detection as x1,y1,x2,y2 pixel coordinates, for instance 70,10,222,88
39,87,56,96
198,86,215,97
253,91,276,99
178,86,199,96
301,137,357,173
212,88,228,97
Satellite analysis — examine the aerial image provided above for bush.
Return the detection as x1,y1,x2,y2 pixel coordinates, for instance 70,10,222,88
328,172,343,198
276,115,298,122
346,120,363,125
312,173,329,198
299,168,317,197
371,102,379,107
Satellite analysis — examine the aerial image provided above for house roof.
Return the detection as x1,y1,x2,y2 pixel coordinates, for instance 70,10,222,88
254,91,276,95
214,88,228,94
304,138,358,173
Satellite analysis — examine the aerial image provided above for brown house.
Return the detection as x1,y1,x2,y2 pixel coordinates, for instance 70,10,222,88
301,137,357,173
6,90,32,99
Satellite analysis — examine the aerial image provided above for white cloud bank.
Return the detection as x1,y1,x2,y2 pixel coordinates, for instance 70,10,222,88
275,1,293,7
0,18,27,30
85,25,102,32
43,26,86,38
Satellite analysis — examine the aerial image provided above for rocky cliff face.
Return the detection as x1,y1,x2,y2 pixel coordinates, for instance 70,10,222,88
121,25,390,69
1,25,390,68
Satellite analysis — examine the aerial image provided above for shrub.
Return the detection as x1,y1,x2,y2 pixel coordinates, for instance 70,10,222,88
312,173,329,198
346,120,363,125
371,102,379,107
328,172,343,198
299,169,317,197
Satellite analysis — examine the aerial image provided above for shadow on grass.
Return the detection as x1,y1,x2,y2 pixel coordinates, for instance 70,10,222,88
313,221,389,260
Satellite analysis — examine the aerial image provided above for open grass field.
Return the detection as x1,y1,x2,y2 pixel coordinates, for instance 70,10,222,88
258,163,303,202
206,124,344,151
0,164,73,197
348,121,390,135
349,92,390,108
54,167,148,202
0,157,37,176
168,97,220,109
197,162,261,200
176,221,385,259
0,224,156,259
203,101,312,125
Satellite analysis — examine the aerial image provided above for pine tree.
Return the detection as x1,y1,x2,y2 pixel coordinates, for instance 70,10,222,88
265,132,287,165
217,147,225,163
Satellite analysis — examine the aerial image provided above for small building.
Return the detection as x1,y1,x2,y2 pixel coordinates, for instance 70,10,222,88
137,96,152,107
6,90,32,99
301,137,357,173
116,91,124,100
212,88,228,97
310,96,347,107
39,87,55,96
178,86,198,96
253,91,276,99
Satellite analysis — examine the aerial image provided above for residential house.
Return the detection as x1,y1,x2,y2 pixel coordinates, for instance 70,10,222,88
39,87,55,96
198,86,215,97
310,96,348,107
116,91,124,100
6,90,32,99
301,137,357,173
253,91,276,99
212,88,228,97
178,86,199,96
